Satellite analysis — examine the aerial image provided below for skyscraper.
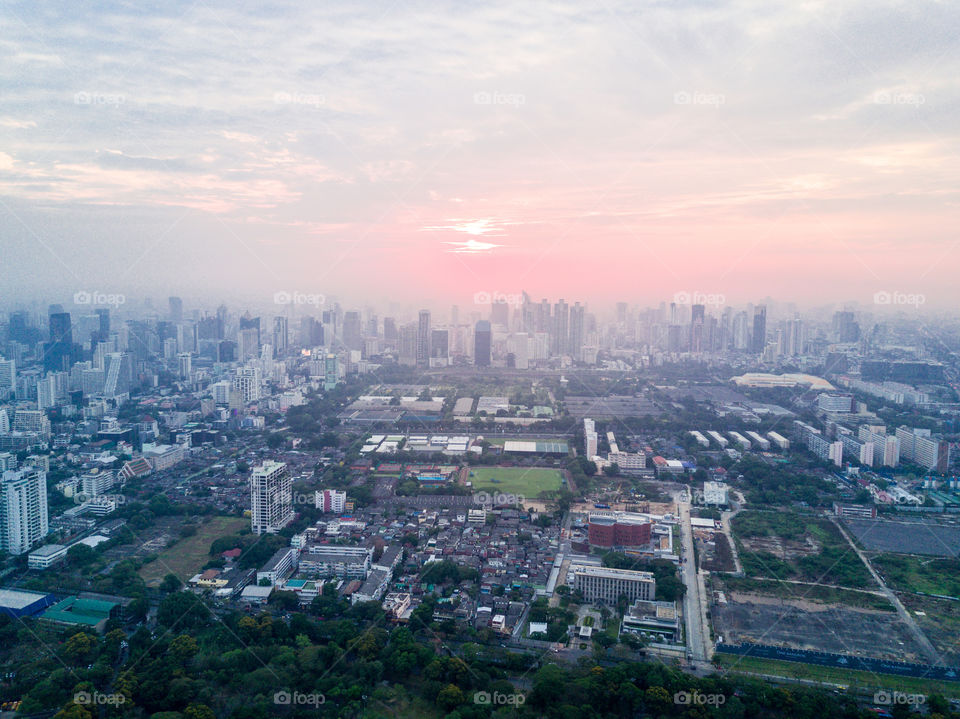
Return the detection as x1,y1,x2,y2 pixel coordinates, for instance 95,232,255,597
169,296,183,322
751,305,767,354
690,304,705,353
568,302,585,360
474,320,491,367
552,299,569,355
45,312,76,372
416,310,431,367
1,468,49,556
431,328,449,361
491,299,510,329
273,316,289,356
342,311,362,350
249,461,293,535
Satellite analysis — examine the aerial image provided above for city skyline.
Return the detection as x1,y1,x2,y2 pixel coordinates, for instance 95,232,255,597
2,2,960,307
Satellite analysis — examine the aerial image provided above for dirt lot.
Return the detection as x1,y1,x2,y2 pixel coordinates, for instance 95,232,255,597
712,593,927,662
739,534,820,560
899,594,960,665
845,518,960,557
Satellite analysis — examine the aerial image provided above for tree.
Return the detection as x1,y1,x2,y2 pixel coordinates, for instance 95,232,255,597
169,634,199,664
437,684,465,711
161,573,183,593
62,632,96,663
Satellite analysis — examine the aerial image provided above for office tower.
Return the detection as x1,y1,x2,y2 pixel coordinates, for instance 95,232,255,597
176,322,196,354
249,461,293,535
383,317,397,343
342,311,362,350
751,305,767,354
169,296,183,322
1,468,49,556
450,305,459,327
552,299,569,355
398,323,418,366
45,312,76,372
239,315,261,348
667,325,682,352
431,328,449,360
233,367,262,403
324,354,339,391
273,316,289,356
833,310,860,343
690,304,705,353
786,316,804,356
510,333,530,369
237,328,259,361
92,308,110,344
569,302,585,361
416,310,431,367
520,293,535,333
491,299,510,329
474,320,492,367
102,352,132,398
365,314,378,338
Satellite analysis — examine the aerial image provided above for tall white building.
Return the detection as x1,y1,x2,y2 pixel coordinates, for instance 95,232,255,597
233,367,262,403
1,468,49,556
250,461,293,535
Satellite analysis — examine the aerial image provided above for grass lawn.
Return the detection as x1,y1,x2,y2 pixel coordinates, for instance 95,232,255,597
466,467,564,497
869,554,960,597
714,654,960,697
139,516,248,587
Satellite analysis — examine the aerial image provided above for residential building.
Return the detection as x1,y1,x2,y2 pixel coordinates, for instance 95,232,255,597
250,461,293,535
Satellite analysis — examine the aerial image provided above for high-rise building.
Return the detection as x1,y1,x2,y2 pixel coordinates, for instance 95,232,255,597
315,489,347,514
690,304,705,353
0,358,14,398
552,300,569,355
239,315,261,347
45,311,77,372
273,316,289,356
416,310,431,367
324,354,339,391
833,310,860,343
751,305,767,354
398,323,418,366
102,352,132,398
430,328,449,361
300,316,324,348
383,317,397,343
177,352,192,380
250,461,293,535
169,296,183,322
342,311,362,351
474,320,491,367
568,302,585,360
237,328,260,361
491,299,510,329
1,468,49,556
233,367,262,403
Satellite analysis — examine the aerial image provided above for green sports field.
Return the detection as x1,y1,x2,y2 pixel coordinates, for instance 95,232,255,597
466,467,564,497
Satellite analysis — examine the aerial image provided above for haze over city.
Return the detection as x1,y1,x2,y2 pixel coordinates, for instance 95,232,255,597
2,1,960,307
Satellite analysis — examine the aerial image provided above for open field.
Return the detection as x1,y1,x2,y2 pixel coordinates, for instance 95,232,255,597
139,516,248,587
714,654,960,698
845,518,960,557
733,511,874,587
716,575,895,612
899,594,960,665
712,594,925,661
465,467,564,497
870,554,960,597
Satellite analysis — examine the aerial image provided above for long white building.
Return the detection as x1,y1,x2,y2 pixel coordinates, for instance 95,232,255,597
573,565,656,604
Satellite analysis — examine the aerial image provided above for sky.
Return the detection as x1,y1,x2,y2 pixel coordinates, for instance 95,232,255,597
1,0,959,313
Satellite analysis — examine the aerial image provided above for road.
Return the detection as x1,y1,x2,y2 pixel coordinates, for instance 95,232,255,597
831,517,942,666
676,490,711,665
